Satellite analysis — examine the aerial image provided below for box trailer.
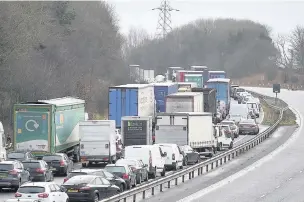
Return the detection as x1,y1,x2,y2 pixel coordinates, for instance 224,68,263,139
208,71,226,79
152,82,178,113
108,84,155,128
176,70,204,84
155,112,217,156
184,74,203,88
13,97,85,160
191,88,217,115
165,92,204,113
121,116,153,146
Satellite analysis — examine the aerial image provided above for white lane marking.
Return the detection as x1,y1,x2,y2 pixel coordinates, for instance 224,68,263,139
276,185,280,189
288,178,292,181
176,106,302,202
260,194,266,198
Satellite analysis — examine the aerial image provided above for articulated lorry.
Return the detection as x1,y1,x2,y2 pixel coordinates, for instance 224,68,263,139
155,112,217,157
13,97,85,161
165,92,204,113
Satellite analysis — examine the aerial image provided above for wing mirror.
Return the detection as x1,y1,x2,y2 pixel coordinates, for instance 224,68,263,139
162,152,167,157
60,186,67,193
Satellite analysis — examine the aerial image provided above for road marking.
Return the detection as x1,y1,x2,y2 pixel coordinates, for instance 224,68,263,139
288,178,292,181
176,105,302,202
260,194,265,198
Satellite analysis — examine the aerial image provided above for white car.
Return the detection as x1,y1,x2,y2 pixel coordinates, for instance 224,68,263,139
14,182,69,202
227,114,244,124
213,125,233,150
221,120,239,138
155,143,184,170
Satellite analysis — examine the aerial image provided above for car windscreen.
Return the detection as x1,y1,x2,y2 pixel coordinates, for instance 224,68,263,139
65,175,94,185
105,166,126,173
7,152,25,159
0,164,13,171
22,162,41,168
18,186,45,193
42,155,62,161
67,172,88,178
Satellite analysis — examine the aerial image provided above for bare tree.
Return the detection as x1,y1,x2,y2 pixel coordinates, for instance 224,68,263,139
274,34,295,69
289,26,304,70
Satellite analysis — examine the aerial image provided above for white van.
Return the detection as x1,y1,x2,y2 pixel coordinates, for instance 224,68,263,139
246,101,260,117
124,145,167,178
230,104,249,119
214,125,233,150
154,144,184,170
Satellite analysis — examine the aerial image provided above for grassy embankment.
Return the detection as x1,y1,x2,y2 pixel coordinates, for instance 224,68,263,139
260,97,297,126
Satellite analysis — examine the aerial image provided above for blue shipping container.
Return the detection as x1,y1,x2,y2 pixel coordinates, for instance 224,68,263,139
208,71,226,79
108,84,154,128
153,83,178,112
207,78,231,107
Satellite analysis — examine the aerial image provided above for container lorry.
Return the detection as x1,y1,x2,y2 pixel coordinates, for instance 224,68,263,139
108,84,155,128
79,120,117,167
155,112,217,157
153,82,178,113
167,66,183,81
208,71,226,79
191,88,217,119
176,70,204,83
165,92,204,113
121,116,153,146
184,74,203,88
207,78,231,116
13,97,85,161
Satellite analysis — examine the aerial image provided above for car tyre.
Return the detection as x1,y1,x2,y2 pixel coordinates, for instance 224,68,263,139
132,179,137,188
119,183,124,192
161,168,166,177
229,142,233,149
145,172,149,181
183,157,188,166
49,173,54,182
217,143,222,151
93,193,99,202
136,175,142,184
14,179,21,191
82,163,87,168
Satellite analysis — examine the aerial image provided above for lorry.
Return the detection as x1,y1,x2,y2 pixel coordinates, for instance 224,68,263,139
176,70,204,84
184,74,203,88
121,116,153,146
191,88,217,118
79,120,117,167
13,97,85,161
155,112,217,157
190,65,208,71
208,71,226,79
166,66,183,81
165,92,204,113
207,78,231,116
0,121,7,161
108,84,155,128
153,82,178,113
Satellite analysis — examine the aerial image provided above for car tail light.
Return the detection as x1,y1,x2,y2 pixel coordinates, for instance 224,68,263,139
60,160,65,166
172,153,175,160
38,193,49,198
122,173,129,179
15,192,22,197
79,186,91,191
9,169,18,175
80,144,84,149
63,178,68,183
36,168,45,173
103,157,108,161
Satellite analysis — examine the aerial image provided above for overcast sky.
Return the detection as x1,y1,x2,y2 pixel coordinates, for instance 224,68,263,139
107,0,304,38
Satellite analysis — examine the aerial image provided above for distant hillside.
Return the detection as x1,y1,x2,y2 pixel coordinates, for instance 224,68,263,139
126,18,278,78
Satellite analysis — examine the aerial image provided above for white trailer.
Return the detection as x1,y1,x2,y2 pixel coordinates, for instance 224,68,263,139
121,116,153,146
0,122,7,161
165,92,204,113
155,112,217,157
79,120,117,167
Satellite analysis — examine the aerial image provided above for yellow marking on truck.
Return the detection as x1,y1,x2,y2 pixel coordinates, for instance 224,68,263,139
60,114,64,124
18,129,22,133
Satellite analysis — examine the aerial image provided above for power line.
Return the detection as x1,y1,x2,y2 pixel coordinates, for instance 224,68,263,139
152,0,179,39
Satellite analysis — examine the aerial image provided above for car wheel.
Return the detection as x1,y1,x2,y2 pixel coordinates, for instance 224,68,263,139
82,163,87,168
119,183,124,192
50,173,54,182
136,175,142,184
132,179,137,188
150,171,156,179
93,193,99,202
145,172,149,181
183,157,188,166
14,179,21,191
229,142,233,149
161,168,166,177
173,162,178,171
179,162,183,169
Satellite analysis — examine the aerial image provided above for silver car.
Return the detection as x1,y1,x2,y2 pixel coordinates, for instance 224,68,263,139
239,119,259,135
221,120,239,138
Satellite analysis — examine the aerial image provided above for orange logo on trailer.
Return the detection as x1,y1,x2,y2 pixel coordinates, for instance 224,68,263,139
60,114,64,124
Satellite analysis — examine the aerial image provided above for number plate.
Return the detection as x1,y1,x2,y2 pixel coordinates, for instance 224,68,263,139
68,189,78,192
0,174,7,178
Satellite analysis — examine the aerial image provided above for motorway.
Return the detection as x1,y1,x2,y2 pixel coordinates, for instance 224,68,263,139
0,99,267,201
148,87,301,202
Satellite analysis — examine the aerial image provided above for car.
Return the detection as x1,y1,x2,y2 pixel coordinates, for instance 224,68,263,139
63,168,127,192
104,164,137,189
155,143,184,171
115,158,149,184
239,119,259,135
22,160,54,182
7,151,36,161
15,182,69,202
42,153,73,176
227,114,244,124
63,175,120,202
217,124,234,140
179,145,199,165
0,160,30,190
221,120,239,138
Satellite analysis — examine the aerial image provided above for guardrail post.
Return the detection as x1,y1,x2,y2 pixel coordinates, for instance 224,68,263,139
143,191,146,199
206,165,209,172
192,171,194,178
216,160,219,167
220,158,223,165
175,178,178,185
224,156,227,163
133,194,136,202
198,168,200,176
160,184,163,192
211,162,214,170
189,172,191,179
152,187,155,195
182,175,185,183
232,153,235,158
228,154,231,161
124,198,127,202
168,181,171,188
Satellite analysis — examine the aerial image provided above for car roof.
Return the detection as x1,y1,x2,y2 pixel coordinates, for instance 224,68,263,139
69,175,98,180
106,164,128,168
0,161,17,164
70,169,102,173
21,181,54,187
22,160,41,163
43,153,64,156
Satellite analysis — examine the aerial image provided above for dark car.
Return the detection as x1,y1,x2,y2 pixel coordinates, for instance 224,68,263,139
63,175,120,202
104,164,136,189
22,160,54,182
0,160,30,190
179,145,199,165
64,168,127,192
115,158,148,184
42,153,73,176
239,119,259,135
7,151,36,161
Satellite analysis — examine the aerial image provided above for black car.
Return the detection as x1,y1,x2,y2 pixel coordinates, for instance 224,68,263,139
64,168,127,192
63,175,120,202
179,145,199,165
42,153,73,176
7,151,36,161
115,158,149,184
22,160,54,182
104,164,137,189
0,160,30,190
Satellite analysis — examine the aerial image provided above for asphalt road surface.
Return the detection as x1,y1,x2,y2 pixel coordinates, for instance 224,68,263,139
165,87,301,202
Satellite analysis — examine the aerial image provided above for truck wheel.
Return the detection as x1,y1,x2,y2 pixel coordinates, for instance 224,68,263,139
82,163,87,168
161,168,166,177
